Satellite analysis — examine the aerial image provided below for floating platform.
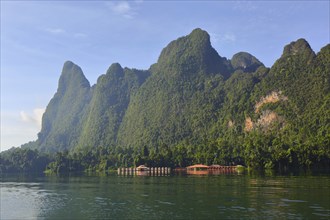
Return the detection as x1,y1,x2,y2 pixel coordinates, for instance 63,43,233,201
117,167,171,176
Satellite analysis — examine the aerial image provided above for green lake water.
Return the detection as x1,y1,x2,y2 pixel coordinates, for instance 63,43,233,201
1,173,329,219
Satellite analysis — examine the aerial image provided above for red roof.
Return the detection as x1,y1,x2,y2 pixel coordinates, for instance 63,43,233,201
186,164,209,169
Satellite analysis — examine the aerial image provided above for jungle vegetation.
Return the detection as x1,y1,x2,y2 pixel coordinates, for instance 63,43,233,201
1,29,329,173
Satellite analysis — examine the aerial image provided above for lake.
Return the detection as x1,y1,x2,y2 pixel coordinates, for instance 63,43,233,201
1,172,329,219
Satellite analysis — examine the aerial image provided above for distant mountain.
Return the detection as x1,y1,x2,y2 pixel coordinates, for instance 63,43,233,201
231,52,264,72
19,28,329,170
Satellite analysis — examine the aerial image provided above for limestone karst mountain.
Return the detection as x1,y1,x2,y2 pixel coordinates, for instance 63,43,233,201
24,28,329,170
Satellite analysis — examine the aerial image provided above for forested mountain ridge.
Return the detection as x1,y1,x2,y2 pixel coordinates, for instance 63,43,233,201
2,28,329,172
118,28,232,148
77,63,150,151
37,61,92,152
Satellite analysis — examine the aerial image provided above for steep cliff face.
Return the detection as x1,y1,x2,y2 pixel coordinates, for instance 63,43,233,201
33,30,329,156
255,91,288,113
117,28,230,148
37,59,150,152
38,61,91,152
155,28,232,79
76,64,149,151
243,40,329,135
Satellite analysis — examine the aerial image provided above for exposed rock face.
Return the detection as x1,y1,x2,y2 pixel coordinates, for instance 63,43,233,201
244,117,254,132
245,90,288,133
255,91,288,113
257,110,284,131
228,120,235,128
244,110,285,132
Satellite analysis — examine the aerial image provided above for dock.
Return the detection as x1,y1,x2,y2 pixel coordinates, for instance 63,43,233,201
177,164,242,174
117,167,171,176
186,164,239,171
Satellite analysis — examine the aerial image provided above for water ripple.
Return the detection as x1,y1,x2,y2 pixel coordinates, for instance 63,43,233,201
155,200,175,205
281,198,307,203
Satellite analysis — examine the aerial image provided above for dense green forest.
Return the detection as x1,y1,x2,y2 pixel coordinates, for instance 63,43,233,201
1,28,329,173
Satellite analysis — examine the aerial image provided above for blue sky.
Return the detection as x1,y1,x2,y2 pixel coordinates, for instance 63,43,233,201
1,1,329,151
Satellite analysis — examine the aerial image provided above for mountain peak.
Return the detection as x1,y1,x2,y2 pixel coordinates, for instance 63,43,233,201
63,60,76,69
106,63,124,78
282,38,315,58
231,52,264,72
188,28,211,44
156,28,231,78
58,61,90,95
190,27,208,34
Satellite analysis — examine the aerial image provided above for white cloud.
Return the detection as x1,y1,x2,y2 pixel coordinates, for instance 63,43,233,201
20,108,45,128
74,33,88,38
223,33,236,43
210,32,236,44
45,28,87,39
210,32,220,43
1,111,43,151
45,28,66,34
113,1,131,14
107,1,136,19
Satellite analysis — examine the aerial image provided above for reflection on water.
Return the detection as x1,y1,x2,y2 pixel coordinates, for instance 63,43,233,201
185,169,238,175
0,182,66,219
119,170,171,177
1,174,329,219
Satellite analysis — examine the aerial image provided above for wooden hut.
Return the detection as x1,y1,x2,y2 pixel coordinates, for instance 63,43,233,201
186,164,209,171
136,165,150,171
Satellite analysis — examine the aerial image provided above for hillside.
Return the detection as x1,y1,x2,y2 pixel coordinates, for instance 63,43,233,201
3,28,329,172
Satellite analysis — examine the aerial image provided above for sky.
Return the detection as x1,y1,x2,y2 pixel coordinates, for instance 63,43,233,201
1,1,329,151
